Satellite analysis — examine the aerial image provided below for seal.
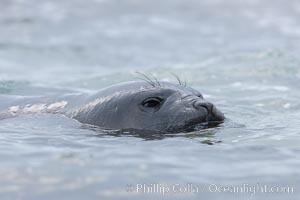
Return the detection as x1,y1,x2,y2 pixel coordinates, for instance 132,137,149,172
1,81,225,133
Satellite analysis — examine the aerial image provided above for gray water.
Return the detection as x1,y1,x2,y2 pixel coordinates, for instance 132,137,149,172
0,0,300,199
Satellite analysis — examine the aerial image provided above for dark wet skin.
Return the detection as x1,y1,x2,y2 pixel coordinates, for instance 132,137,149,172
67,81,225,133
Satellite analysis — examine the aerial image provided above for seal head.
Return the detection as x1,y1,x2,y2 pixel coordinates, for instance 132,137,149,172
69,81,225,133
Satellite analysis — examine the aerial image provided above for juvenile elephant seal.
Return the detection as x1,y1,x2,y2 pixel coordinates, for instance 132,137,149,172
1,81,225,133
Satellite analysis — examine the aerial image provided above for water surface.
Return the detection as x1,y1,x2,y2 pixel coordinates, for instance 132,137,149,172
0,0,300,199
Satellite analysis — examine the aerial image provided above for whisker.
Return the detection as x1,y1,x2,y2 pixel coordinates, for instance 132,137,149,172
135,71,156,87
135,77,154,86
170,72,183,86
148,73,161,87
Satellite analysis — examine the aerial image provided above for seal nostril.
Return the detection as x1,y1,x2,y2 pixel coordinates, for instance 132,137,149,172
211,105,225,121
193,101,213,113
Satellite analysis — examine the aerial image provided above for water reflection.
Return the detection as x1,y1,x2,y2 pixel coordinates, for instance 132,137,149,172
81,123,224,144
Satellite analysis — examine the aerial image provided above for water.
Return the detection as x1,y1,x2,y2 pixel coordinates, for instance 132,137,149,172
0,0,300,199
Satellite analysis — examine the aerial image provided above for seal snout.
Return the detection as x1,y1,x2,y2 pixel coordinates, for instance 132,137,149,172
193,100,225,122
193,100,213,113
211,105,225,121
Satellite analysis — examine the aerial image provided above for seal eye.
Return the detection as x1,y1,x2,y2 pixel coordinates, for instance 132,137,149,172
198,94,204,99
142,97,163,109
